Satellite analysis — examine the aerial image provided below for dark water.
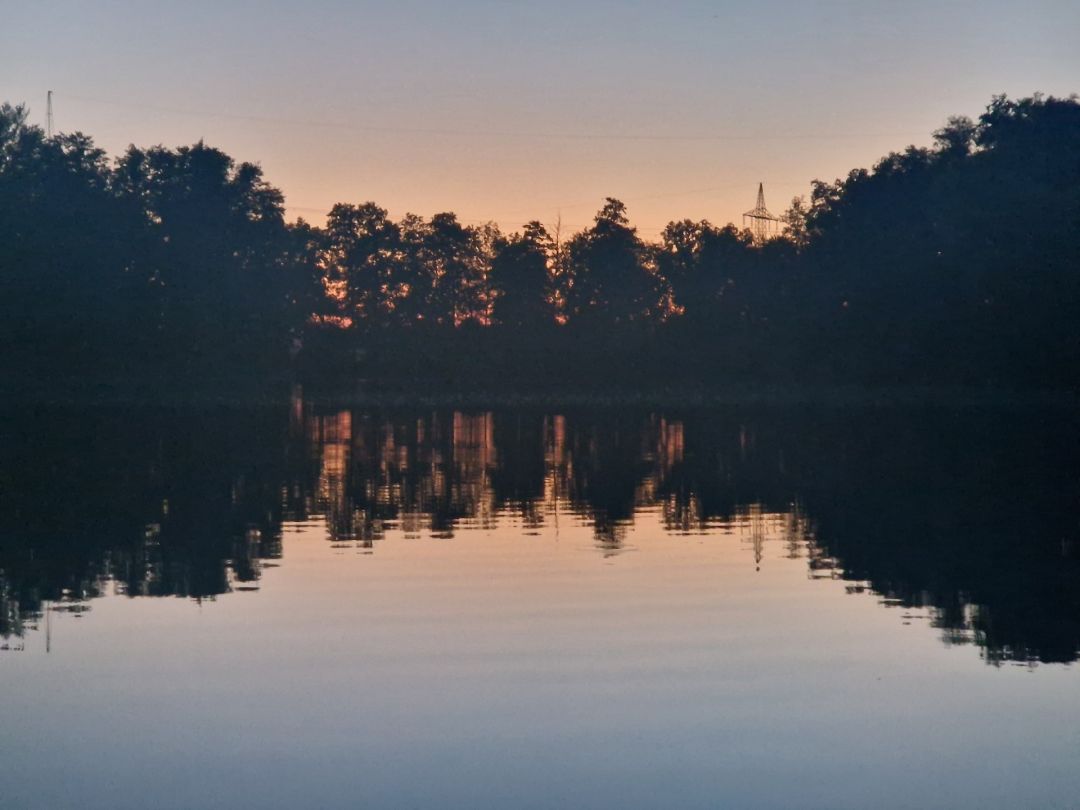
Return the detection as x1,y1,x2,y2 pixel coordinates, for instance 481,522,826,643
2,398,1079,809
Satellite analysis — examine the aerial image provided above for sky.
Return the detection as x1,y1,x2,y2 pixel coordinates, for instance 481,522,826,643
3,0,1078,235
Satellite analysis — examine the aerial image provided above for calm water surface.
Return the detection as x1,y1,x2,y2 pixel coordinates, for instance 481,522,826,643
2,400,1079,809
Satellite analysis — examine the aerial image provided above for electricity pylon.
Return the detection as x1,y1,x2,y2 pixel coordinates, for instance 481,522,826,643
742,182,781,243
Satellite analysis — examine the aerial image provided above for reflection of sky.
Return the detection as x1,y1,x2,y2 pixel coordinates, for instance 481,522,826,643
3,1,1078,233
5,511,1080,809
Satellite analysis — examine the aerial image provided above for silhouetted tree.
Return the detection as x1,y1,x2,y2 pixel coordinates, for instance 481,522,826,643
564,199,665,323
320,202,401,326
780,196,811,250
0,104,147,372
422,212,494,325
658,219,754,320
489,221,555,328
116,141,303,362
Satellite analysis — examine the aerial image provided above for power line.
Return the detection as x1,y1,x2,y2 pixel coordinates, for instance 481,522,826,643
287,180,812,233
57,91,926,144
54,91,840,232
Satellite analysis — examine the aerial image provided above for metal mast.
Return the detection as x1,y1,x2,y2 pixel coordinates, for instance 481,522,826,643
742,182,781,243
46,90,54,138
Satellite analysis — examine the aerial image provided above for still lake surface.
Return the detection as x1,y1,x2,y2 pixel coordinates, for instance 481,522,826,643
2,397,1079,809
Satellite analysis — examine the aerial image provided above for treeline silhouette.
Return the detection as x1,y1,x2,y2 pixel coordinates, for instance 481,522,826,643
2,400,1078,663
2,93,1078,391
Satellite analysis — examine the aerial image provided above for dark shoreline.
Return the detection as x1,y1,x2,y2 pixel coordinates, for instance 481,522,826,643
5,374,1078,411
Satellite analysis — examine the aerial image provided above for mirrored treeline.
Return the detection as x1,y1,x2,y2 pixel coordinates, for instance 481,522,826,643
2,399,1078,664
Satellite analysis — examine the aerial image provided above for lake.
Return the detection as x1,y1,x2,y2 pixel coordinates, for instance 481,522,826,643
2,396,1079,809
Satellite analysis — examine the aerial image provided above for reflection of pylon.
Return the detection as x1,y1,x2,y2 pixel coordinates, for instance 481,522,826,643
742,182,781,243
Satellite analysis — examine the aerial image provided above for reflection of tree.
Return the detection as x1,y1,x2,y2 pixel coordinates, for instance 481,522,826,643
269,400,1078,667
311,410,500,544
784,409,1080,665
491,412,547,529
560,413,656,550
2,402,1078,665
0,404,296,635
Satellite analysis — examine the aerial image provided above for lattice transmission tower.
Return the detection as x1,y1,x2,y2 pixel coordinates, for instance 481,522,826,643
742,182,781,243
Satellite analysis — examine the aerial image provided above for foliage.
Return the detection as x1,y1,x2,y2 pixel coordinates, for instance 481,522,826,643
2,93,1078,389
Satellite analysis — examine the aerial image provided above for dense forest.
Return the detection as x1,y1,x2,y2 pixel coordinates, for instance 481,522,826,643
1,93,1078,392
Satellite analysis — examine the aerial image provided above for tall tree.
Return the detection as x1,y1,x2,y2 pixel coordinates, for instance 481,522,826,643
422,212,493,325
115,141,301,361
320,202,401,326
564,198,663,323
658,220,754,320
489,221,555,328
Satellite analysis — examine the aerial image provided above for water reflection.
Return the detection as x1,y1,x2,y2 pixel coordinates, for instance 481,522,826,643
1,399,1078,664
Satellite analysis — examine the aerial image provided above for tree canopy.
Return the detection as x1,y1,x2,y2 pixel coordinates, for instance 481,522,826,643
2,93,1078,391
